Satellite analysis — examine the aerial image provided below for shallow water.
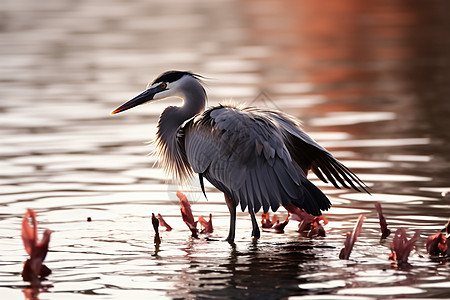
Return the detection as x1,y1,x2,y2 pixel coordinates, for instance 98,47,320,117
1,0,450,299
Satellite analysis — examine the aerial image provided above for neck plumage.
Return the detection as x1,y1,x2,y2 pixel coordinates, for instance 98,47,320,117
155,78,207,182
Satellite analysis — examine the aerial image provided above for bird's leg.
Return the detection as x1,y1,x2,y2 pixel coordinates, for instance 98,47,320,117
224,194,236,243
249,210,260,239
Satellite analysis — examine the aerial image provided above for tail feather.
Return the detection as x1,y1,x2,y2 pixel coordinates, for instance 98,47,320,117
291,177,331,216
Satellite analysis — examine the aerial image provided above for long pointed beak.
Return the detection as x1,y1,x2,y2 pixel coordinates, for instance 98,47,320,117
111,86,160,114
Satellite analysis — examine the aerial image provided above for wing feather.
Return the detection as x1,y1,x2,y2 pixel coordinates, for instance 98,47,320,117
249,168,263,212
185,105,332,214
258,108,369,193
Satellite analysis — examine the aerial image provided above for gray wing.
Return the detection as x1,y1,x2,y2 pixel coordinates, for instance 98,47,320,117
184,105,331,215
254,108,369,193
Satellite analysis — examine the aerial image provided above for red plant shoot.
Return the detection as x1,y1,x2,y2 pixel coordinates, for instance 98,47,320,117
272,214,290,233
261,212,278,229
198,214,213,234
297,213,315,232
177,191,198,238
375,202,391,239
286,203,327,237
151,213,161,245
425,232,447,256
339,215,365,260
389,228,420,264
307,219,326,238
157,213,173,231
285,204,309,222
21,209,53,282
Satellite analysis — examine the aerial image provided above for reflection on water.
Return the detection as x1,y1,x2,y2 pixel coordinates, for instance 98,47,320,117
1,0,450,299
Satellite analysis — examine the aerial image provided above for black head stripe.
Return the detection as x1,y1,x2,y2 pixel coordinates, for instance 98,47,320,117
152,70,202,84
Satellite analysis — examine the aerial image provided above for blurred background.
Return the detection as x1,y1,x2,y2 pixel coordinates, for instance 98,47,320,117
1,0,450,299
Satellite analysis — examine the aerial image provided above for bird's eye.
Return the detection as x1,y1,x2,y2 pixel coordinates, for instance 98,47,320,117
160,83,167,89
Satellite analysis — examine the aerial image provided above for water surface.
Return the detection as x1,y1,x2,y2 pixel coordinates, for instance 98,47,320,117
1,0,450,299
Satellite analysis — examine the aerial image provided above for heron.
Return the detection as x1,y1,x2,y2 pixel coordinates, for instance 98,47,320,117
112,70,369,243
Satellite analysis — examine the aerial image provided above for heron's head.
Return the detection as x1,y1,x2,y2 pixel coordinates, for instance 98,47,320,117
111,70,205,114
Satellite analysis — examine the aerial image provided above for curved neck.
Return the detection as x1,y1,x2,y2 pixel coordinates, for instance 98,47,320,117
177,76,207,121
155,77,207,180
